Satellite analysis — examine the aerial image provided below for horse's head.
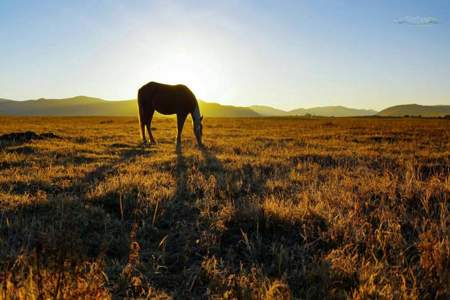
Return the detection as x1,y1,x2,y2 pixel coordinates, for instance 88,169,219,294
194,115,203,146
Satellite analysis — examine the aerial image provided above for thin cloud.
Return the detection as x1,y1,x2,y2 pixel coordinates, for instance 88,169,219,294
394,16,439,25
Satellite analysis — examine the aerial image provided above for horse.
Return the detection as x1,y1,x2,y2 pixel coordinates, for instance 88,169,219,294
137,82,203,147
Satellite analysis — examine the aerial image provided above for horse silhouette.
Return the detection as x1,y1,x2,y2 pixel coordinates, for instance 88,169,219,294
137,82,203,147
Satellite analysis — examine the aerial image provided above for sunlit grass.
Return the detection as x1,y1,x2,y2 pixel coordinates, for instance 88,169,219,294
0,116,449,298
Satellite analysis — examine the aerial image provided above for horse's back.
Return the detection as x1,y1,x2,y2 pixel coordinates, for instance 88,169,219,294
138,82,197,115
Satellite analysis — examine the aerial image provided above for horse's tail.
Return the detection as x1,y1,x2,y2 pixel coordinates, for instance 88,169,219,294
137,89,146,142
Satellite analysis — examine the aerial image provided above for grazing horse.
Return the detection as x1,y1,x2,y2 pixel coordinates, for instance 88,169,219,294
137,82,203,147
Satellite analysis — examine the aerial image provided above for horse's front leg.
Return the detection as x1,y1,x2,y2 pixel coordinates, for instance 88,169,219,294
176,113,187,147
146,110,156,145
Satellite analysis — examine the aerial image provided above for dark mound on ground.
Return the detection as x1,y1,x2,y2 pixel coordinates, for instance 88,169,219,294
0,131,61,147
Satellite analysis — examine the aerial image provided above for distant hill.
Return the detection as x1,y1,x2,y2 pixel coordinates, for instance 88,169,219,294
249,105,290,116
0,96,137,116
290,106,377,117
0,96,260,117
200,102,259,117
250,105,376,117
377,104,450,117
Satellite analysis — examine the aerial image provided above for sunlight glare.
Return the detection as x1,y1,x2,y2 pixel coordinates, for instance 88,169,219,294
138,35,231,101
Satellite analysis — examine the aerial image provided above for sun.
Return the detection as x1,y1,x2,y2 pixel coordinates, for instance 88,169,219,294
134,34,233,102
152,48,222,100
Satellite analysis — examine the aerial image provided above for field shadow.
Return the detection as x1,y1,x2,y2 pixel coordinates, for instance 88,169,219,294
0,160,31,171
199,146,267,200
0,143,153,297
214,207,338,298
0,179,62,195
193,147,338,298
65,144,152,195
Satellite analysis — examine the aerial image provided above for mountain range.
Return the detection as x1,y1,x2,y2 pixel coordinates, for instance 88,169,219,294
0,96,448,117
377,104,450,117
250,105,377,117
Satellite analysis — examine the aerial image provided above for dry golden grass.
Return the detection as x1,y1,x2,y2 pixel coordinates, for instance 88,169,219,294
0,116,449,299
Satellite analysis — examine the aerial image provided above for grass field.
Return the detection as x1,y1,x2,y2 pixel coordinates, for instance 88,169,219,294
0,116,449,299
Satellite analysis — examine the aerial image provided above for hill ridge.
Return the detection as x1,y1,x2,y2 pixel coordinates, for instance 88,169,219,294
377,104,450,117
0,96,449,117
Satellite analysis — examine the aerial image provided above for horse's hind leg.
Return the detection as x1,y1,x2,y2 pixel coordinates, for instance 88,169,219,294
140,117,147,145
138,98,147,145
176,113,187,147
145,110,156,144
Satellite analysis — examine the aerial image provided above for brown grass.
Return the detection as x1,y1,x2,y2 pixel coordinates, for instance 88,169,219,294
0,116,449,299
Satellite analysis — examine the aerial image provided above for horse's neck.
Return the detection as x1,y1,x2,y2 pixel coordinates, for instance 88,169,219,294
192,106,201,123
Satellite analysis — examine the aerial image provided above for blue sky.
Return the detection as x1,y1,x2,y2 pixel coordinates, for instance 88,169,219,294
1,0,449,110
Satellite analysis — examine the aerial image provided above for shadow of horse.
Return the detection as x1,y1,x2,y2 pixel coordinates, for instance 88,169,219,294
121,145,233,297
137,147,204,297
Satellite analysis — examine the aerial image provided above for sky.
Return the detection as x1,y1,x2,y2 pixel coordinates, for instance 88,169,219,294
1,0,449,110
